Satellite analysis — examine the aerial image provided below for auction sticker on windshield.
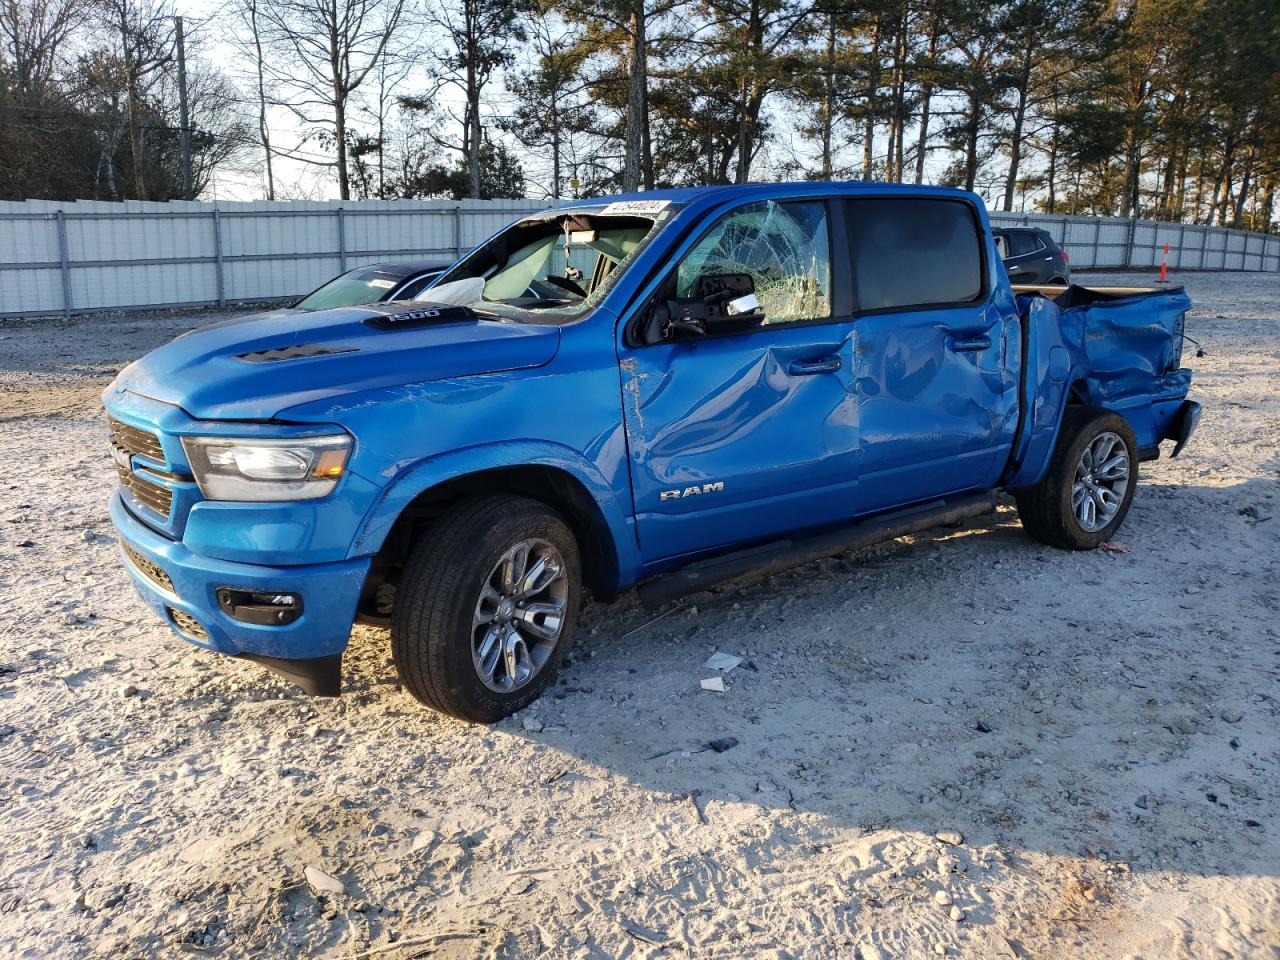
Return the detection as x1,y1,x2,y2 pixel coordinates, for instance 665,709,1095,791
599,200,671,215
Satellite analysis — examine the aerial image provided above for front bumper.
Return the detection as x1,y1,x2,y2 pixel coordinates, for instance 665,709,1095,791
109,491,369,693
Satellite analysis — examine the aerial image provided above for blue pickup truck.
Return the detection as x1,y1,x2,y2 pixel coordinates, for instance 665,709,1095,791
104,183,1199,721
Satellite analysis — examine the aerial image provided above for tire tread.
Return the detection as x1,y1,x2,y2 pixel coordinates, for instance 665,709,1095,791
391,495,577,721
1015,406,1138,550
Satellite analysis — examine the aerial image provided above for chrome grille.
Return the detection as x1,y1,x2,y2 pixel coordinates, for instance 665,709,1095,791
116,465,173,517
108,418,164,461
167,607,208,641
122,542,173,591
108,417,173,519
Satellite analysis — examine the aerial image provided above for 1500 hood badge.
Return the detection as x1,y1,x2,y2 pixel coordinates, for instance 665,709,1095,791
364,304,480,330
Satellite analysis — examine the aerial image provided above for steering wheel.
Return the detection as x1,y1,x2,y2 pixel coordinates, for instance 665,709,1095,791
542,274,587,297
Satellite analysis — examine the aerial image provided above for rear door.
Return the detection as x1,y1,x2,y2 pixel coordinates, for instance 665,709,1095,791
618,197,861,561
846,197,1018,513
1002,229,1049,283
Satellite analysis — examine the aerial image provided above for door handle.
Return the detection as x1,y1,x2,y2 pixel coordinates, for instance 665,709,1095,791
788,356,842,376
949,334,991,352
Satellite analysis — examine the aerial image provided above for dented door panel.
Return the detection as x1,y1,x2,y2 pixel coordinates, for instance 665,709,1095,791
853,300,1019,513
620,324,859,561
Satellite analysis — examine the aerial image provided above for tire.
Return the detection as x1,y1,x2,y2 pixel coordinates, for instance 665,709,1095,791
1015,407,1139,550
1048,276,1068,286
392,495,581,722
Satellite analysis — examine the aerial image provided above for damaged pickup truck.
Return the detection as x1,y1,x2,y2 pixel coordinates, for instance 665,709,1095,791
104,184,1200,721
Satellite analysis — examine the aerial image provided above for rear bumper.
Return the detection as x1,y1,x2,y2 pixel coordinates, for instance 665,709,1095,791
109,491,369,690
1166,399,1201,457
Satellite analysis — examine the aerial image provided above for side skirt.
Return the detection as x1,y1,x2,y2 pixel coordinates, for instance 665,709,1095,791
636,492,1002,608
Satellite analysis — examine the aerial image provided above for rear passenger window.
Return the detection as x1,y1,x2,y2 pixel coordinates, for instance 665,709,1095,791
845,198,982,311
1008,231,1041,256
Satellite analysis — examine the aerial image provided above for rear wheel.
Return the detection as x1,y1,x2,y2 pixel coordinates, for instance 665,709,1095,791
392,495,581,722
1048,275,1068,286
1015,407,1138,550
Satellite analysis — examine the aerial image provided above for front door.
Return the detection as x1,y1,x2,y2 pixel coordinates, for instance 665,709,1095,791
618,198,860,562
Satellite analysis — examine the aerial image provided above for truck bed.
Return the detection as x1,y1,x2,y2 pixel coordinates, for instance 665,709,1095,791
1007,280,1193,480
1011,283,1178,298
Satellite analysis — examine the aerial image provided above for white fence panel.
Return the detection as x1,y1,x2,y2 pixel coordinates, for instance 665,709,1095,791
0,197,545,318
992,210,1280,274
0,196,1275,319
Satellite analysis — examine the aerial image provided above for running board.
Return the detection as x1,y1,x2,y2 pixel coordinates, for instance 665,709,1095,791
636,492,1001,608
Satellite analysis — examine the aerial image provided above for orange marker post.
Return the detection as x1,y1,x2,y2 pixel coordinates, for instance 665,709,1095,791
1159,243,1170,283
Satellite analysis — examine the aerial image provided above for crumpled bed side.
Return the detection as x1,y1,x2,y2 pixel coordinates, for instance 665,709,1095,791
1054,287,1192,405
1005,286,1196,487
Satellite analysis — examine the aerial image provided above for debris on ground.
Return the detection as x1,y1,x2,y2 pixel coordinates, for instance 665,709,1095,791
303,866,345,897
702,651,743,672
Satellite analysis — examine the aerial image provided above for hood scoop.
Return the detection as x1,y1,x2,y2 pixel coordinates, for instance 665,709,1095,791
116,297,560,420
363,304,482,331
236,343,358,363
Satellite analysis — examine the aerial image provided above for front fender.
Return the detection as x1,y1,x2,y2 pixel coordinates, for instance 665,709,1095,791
349,440,643,590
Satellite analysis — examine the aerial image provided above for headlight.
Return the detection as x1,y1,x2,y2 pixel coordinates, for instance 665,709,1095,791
181,434,351,502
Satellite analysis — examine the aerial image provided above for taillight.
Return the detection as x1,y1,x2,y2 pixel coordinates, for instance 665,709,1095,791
1061,250,1070,263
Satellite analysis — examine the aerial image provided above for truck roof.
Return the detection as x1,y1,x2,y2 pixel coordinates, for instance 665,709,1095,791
548,181,980,213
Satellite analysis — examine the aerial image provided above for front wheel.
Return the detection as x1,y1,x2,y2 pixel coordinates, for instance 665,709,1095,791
392,495,581,722
1015,407,1139,550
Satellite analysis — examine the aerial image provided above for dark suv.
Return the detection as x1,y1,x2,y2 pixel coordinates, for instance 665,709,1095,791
993,227,1070,285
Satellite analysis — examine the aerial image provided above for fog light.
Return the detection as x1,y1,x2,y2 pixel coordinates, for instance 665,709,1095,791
217,588,304,625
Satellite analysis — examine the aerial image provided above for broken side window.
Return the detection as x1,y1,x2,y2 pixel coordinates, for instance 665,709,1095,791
676,200,832,325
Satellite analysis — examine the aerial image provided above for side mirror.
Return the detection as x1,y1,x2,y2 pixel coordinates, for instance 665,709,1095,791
701,273,764,327
638,273,766,344
644,299,706,342
725,292,761,316
698,272,756,303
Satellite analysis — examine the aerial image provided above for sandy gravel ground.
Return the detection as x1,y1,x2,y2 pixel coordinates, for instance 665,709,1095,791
0,271,1277,960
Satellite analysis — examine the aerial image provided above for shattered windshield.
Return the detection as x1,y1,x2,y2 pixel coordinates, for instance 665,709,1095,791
420,204,673,323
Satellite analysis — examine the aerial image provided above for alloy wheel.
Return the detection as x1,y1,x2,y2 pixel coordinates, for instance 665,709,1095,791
471,539,568,693
1071,431,1130,532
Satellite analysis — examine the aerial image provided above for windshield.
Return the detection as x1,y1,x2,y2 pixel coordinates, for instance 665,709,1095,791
422,206,673,323
296,267,402,310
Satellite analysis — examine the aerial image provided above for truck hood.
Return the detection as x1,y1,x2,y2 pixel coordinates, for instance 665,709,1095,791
108,301,561,421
